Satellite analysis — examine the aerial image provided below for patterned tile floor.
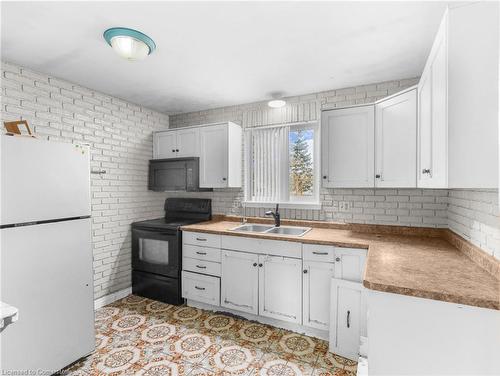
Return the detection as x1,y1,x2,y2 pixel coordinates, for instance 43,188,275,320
64,295,357,376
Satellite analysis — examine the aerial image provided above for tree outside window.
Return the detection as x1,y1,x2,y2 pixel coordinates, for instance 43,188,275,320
289,129,314,197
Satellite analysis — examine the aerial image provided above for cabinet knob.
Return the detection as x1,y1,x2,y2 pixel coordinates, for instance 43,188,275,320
253,262,258,267
222,177,227,181
375,174,381,179
303,269,308,274
335,257,341,262
258,263,263,267
172,149,176,152
422,168,431,174
323,175,327,179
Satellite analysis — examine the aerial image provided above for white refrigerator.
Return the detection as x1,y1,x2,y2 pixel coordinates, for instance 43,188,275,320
0,136,95,372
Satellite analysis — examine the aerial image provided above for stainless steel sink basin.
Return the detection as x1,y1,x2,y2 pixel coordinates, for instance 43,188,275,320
231,224,274,233
265,226,311,236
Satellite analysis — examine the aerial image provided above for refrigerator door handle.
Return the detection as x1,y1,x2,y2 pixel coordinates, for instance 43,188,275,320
0,301,19,329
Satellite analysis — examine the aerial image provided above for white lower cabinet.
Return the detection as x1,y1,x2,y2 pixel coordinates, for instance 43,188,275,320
220,250,259,314
334,247,367,283
185,231,368,359
182,271,220,306
329,279,367,361
259,255,302,324
303,261,335,330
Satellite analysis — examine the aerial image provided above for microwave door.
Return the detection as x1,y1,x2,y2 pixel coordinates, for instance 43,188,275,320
150,161,187,191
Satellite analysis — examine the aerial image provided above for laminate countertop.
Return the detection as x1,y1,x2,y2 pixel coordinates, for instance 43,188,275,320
181,219,500,310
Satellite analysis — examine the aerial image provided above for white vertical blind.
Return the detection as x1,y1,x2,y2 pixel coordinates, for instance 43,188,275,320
248,126,289,202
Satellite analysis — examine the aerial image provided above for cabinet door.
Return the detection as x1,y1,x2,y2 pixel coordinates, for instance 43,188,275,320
375,89,417,187
199,124,228,188
176,127,200,157
418,16,448,188
258,255,302,324
418,72,433,187
429,30,448,188
322,106,375,188
303,261,335,330
154,131,177,159
329,279,367,361
334,248,366,283
221,250,259,314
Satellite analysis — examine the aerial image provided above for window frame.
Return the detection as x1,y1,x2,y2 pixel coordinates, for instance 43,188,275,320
244,121,321,208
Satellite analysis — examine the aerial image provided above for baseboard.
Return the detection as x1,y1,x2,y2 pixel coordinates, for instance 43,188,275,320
186,299,329,341
94,287,132,310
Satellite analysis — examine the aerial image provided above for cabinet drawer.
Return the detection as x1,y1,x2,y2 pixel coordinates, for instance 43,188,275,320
182,271,220,306
183,232,221,248
183,244,221,263
183,257,221,277
303,243,335,262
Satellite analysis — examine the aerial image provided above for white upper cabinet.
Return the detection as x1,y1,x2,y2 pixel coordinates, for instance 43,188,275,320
154,131,177,159
258,255,302,324
375,88,417,188
417,13,448,188
199,123,242,188
418,3,499,188
153,128,198,158
176,127,200,157
153,122,242,188
322,106,375,188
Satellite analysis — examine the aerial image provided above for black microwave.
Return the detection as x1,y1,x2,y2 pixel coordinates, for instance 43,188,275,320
148,157,212,192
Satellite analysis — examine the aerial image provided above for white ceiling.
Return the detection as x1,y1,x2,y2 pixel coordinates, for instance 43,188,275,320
1,1,448,114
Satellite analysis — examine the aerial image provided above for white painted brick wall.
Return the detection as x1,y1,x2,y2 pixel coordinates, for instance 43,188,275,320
448,189,500,260
169,79,500,260
168,77,450,228
0,61,170,299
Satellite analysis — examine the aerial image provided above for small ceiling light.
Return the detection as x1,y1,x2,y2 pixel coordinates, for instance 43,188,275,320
268,93,286,108
268,99,286,108
103,27,156,61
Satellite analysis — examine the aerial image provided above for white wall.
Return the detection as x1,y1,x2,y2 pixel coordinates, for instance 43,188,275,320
0,61,170,299
448,189,500,259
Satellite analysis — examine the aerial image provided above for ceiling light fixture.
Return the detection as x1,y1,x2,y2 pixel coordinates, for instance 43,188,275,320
268,93,286,108
268,99,286,108
103,27,156,61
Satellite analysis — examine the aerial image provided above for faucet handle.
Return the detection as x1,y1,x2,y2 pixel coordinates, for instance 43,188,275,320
265,210,273,216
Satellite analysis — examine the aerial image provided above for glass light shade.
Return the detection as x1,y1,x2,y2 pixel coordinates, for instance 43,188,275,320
268,99,286,108
110,36,150,61
104,27,156,61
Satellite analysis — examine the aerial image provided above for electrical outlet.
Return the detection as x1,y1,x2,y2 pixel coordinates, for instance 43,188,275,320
338,201,352,212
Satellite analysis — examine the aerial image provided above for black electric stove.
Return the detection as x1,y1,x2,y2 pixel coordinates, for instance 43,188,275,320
131,198,211,304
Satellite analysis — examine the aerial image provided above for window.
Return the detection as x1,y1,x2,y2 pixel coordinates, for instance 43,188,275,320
244,122,319,207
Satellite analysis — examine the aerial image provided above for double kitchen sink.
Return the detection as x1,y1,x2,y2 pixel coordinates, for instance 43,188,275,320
230,223,311,237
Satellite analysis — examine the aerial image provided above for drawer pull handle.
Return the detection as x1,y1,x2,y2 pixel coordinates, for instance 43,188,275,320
196,238,207,241
196,251,207,255
347,310,351,328
196,265,207,269
313,251,329,255
195,286,205,291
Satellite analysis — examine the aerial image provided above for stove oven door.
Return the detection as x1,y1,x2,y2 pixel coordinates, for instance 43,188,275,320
132,228,180,278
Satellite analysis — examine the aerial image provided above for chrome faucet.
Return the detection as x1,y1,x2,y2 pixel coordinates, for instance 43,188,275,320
265,204,281,227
